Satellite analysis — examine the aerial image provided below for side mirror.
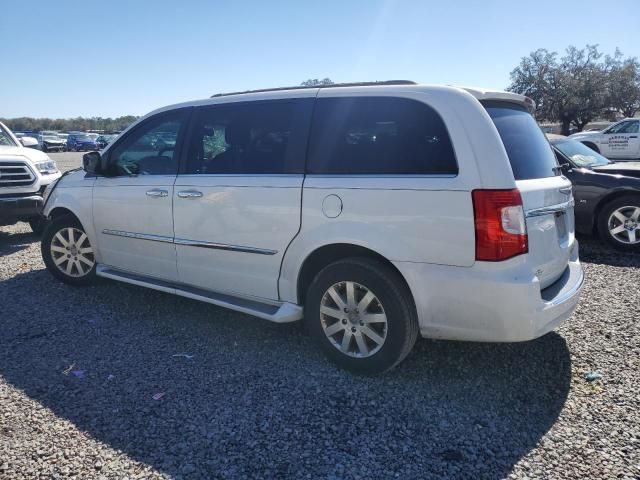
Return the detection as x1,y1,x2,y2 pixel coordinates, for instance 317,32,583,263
20,136,38,148
83,151,103,175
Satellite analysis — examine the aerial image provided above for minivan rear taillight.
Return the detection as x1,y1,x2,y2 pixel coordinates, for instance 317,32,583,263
472,189,528,261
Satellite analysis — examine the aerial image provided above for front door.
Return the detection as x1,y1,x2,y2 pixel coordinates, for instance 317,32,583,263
93,109,190,281
173,98,313,300
600,119,640,159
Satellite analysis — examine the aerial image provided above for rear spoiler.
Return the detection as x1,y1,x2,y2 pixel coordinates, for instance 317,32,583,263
459,88,536,113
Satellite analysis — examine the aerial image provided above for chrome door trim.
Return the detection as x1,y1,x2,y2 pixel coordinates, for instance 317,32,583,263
525,199,575,218
174,237,278,255
101,229,277,255
101,229,174,243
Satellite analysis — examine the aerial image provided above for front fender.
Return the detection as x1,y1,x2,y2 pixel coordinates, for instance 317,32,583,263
44,174,99,262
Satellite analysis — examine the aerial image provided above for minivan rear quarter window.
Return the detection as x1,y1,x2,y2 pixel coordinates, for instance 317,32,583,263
484,102,558,180
307,97,457,175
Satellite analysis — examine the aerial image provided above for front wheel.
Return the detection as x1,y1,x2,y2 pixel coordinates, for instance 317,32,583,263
304,257,418,374
597,195,640,252
42,215,97,285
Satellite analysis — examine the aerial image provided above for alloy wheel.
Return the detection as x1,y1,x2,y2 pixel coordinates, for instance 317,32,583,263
50,227,95,277
320,281,388,358
608,206,640,244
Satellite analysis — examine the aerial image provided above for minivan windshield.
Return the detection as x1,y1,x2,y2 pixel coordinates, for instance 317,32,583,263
553,138,610,167
484,102,558,180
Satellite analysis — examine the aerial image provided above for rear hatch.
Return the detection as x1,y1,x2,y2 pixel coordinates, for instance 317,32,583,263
485,102,574,289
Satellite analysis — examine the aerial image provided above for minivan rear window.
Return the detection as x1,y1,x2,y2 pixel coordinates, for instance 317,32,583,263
484,102,558,180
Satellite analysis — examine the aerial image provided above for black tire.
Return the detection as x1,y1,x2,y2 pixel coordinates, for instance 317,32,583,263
41,215,97,286
304,257,418,374
28,217,45,235
42,144,48,153
597,194,640,252
582,141,600,154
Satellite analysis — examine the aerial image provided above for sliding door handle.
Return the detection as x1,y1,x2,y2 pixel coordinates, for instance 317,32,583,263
177,190,203,199
146,189,168,197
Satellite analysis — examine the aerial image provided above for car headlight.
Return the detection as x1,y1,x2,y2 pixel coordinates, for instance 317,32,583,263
34,160,59,175
42,177,60,205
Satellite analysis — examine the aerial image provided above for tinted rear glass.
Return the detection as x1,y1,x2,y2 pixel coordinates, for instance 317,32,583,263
307,97,457,175
484,102,558,180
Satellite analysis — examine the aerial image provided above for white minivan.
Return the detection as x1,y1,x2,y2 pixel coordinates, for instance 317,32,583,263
41,81,584,373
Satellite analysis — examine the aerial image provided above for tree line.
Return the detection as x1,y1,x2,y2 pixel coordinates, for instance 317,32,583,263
0,116,139,133
508,45,640,135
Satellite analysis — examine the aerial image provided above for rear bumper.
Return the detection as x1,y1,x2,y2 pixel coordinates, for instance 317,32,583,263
0,195,43,224
394,241,584,342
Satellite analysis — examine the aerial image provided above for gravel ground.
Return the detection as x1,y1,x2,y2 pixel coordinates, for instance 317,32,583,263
47,151,84,174
0,154,638,479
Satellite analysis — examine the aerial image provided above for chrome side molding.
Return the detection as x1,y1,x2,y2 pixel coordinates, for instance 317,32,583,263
102,229,174,243
101,229,277,255
173,238,277,255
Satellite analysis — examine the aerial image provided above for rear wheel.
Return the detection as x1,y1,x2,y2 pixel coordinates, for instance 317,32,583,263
597,195,640,252
42,215,96,285
42,144,48,153
304,257,418,374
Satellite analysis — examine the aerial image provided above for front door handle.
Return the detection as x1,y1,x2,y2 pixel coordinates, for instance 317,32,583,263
146,189,168,197
177,190,203,199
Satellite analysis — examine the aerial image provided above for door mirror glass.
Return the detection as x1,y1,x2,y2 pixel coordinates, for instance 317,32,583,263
83,151,102,175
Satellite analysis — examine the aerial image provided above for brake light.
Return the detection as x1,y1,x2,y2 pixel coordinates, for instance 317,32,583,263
472,189,528,261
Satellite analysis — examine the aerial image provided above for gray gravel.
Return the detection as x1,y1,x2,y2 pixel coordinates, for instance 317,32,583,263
47,151,85,173
0,156,638,478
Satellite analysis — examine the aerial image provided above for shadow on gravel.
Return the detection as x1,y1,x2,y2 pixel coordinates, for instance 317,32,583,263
0,269,571,479
0,228,38,256
577,234,640,268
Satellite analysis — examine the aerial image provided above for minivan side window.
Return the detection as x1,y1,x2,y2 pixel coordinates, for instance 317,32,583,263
108,111,187,176
306,97,458,175
185,100,310,174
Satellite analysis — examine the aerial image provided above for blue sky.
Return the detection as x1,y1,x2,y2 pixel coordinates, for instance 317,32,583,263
2,0,639,118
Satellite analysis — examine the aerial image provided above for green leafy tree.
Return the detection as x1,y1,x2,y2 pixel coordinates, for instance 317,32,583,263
508,45,637,135
0,116,139,133
605,50,640,118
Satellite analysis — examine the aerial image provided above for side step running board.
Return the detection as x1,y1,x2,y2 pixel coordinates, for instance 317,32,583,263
96,266,302,323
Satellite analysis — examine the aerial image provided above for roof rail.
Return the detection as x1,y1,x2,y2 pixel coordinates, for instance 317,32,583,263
211,80,417,98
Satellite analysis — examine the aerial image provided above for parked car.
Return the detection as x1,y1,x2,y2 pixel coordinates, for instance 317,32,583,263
0,122,61,233
95,134,116,150
570,118,640,159
40,82,584,373
548,134,640,251
66,132,98,152
36,131,66,152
